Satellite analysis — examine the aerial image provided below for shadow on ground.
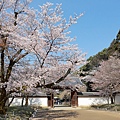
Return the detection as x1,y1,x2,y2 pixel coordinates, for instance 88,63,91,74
33,109,78,120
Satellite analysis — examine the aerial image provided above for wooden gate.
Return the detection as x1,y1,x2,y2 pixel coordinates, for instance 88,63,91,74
47,93,54,108
71,90,78,107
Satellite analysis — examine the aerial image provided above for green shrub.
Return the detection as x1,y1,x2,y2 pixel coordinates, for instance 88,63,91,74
91,104,120,111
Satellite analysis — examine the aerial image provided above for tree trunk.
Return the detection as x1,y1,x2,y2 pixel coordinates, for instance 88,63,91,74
0,103,7,115
25,96,28,106
21,97,25,107
110,96,114,104
0,42,7,115
0,88,7,115
110,91,114,104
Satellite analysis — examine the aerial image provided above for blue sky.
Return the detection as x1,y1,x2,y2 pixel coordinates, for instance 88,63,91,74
30,0,120,58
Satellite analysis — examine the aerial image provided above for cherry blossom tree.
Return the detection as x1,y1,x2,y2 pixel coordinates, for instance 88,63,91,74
0,0,86,114
91,56,120,104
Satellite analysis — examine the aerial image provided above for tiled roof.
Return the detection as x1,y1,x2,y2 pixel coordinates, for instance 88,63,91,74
78,92,100,96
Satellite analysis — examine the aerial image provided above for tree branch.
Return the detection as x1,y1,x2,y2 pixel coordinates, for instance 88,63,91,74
14,52,28,63
5,52,28,81
36,68,71,88
12,49,23,60
0,0,4,12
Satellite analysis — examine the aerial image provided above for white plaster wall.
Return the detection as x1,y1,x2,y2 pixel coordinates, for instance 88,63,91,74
78,97,108,107
9,97,48,107
9,98,23,106
28,98,48,107
115,94,120,104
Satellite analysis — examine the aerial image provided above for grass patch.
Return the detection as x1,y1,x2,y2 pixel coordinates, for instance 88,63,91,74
1,106,49,119
0,106,35,119
91,104,120,111
8,106,34,118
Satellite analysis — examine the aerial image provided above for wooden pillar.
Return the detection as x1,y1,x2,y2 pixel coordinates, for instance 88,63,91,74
71,90,78,107
47,93,54,108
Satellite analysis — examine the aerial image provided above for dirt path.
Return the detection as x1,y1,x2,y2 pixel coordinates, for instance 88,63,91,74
69,109,120,120
31,107,120,120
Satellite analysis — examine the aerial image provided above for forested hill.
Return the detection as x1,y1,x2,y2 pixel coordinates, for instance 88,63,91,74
80,30,120,72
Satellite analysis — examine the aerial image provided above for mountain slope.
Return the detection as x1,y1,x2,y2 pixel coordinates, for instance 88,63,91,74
79,30,120,72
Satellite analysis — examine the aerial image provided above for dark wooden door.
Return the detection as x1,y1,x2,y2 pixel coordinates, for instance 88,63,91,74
47,93,54,108
71,90,78,107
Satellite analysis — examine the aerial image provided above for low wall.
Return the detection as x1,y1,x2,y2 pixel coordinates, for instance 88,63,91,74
78,97,109,107
9,93,120,107
9,97,48,107
115,93,120,104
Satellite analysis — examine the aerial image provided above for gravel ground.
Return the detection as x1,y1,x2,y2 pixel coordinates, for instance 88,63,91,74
31,107,120,120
